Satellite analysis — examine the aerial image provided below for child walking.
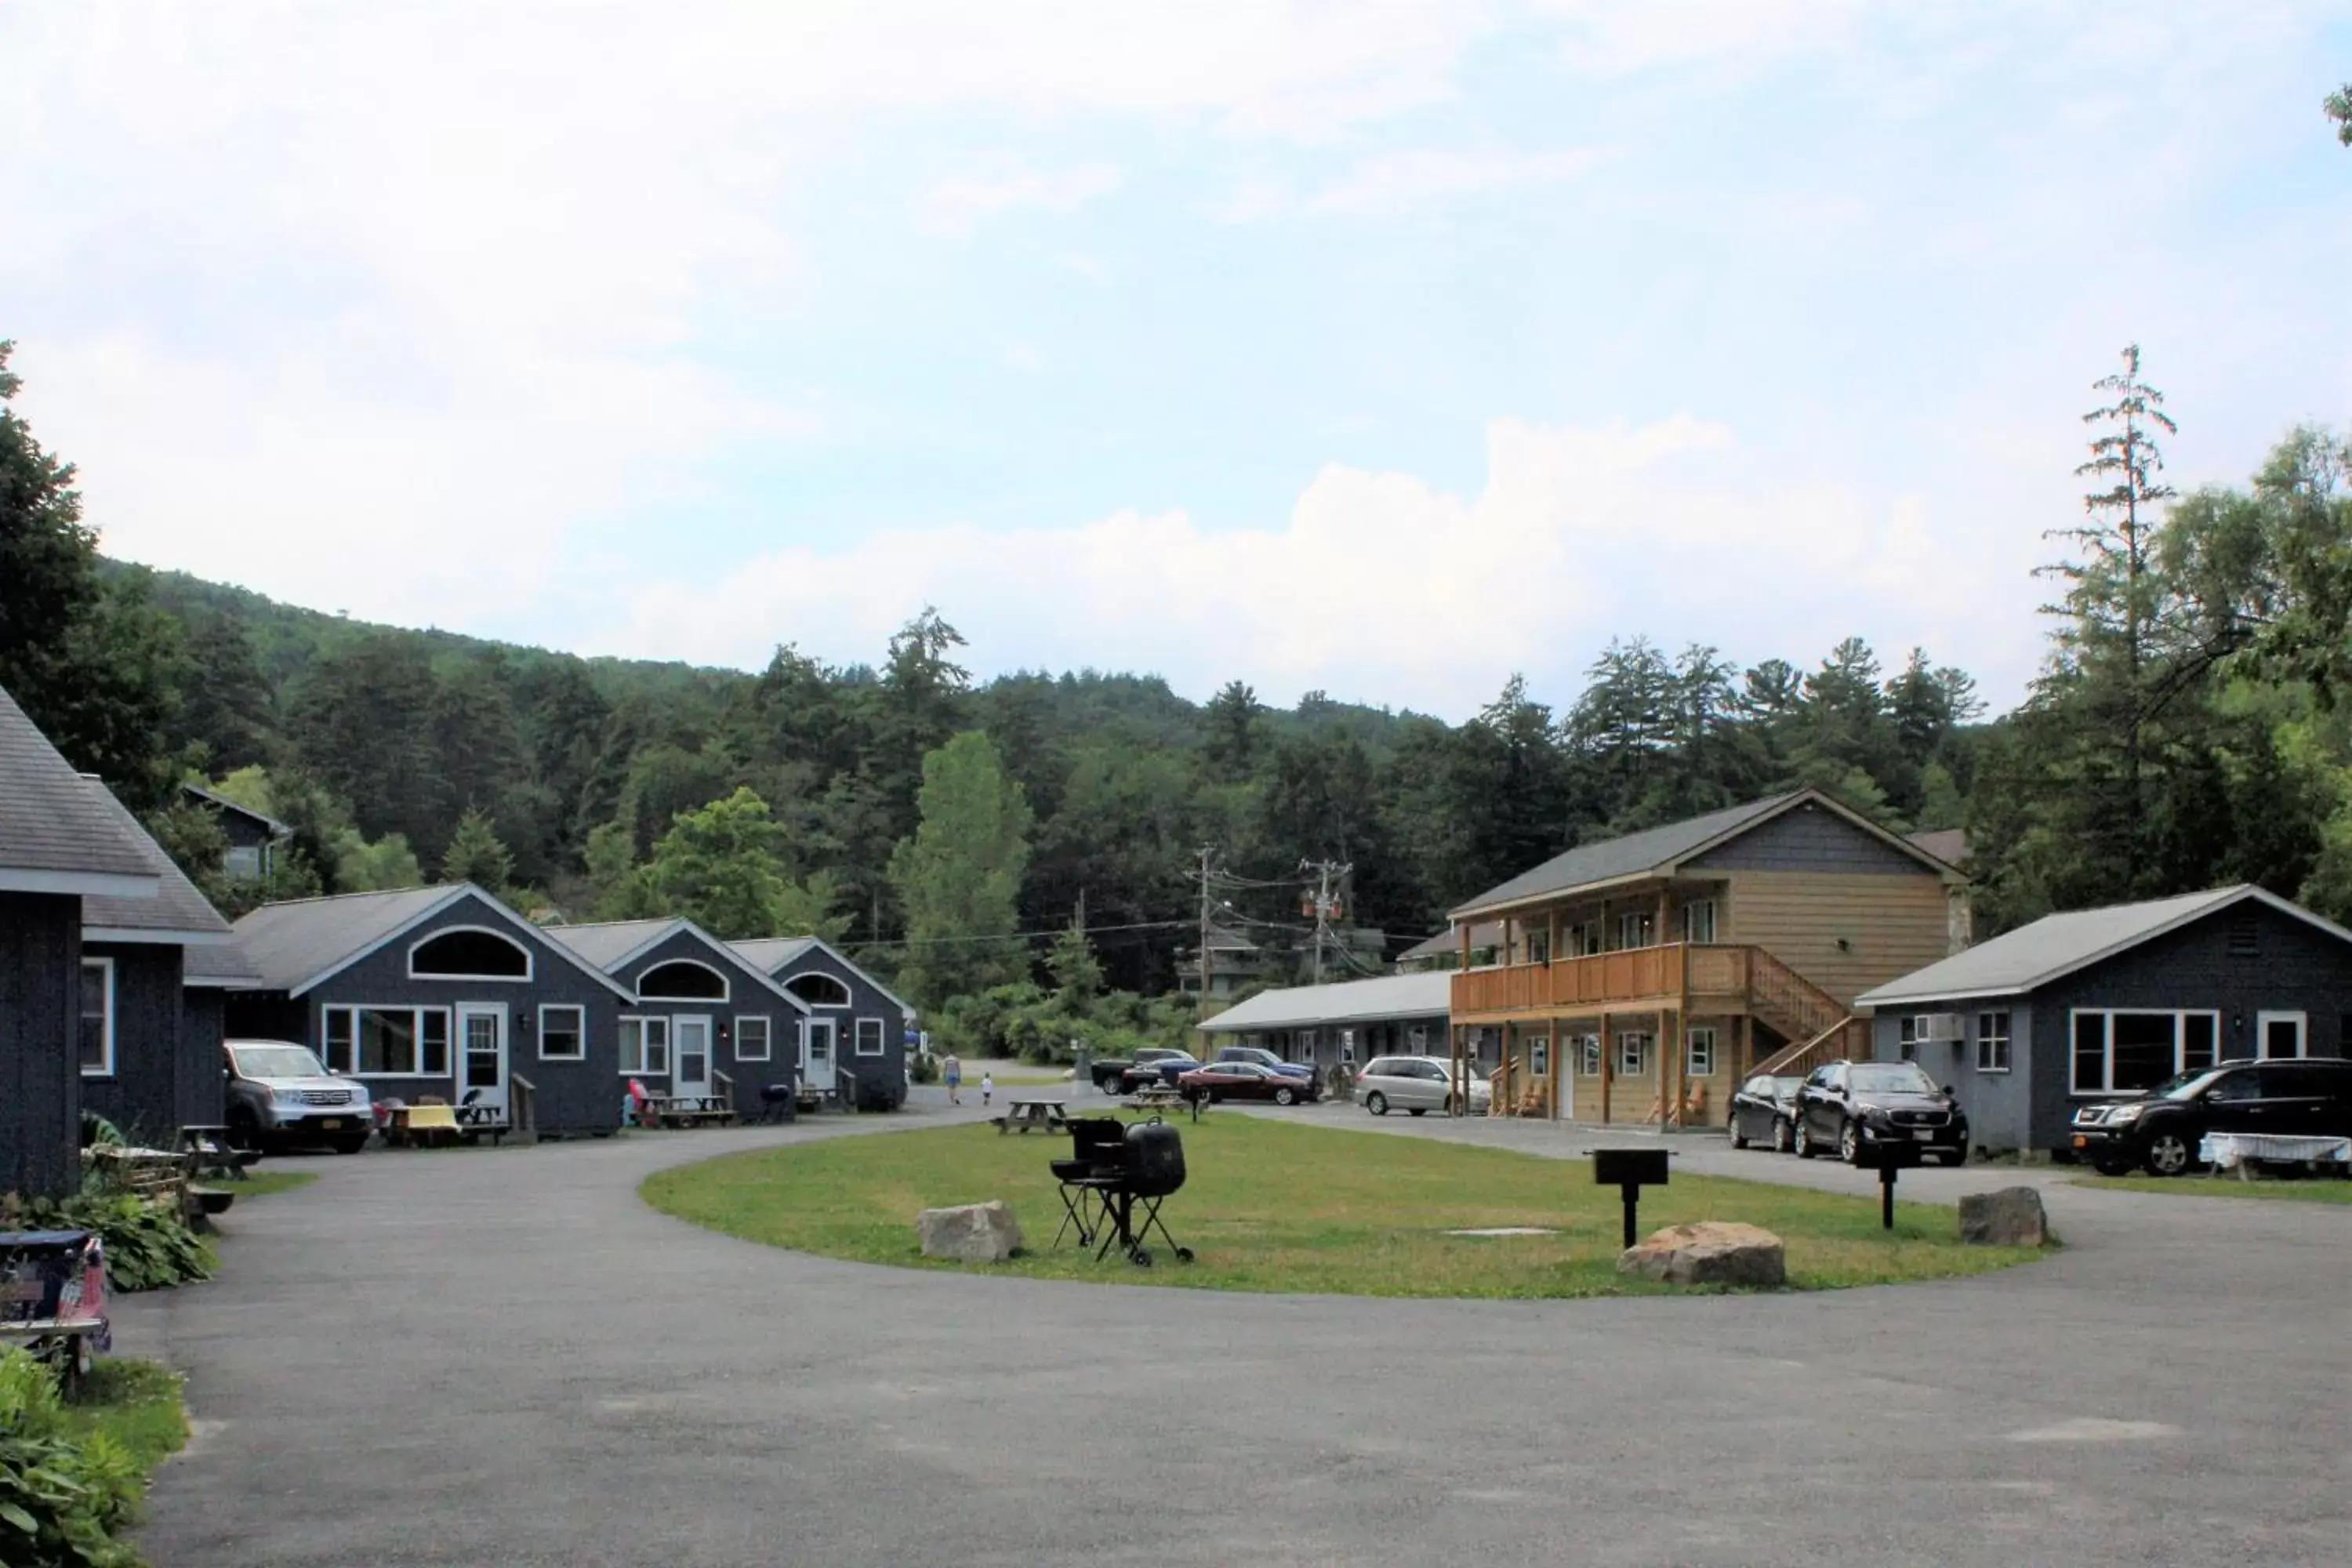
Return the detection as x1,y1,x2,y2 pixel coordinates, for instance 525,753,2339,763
980,1070,994,1107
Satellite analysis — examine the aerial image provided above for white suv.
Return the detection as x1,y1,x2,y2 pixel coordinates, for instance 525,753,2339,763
1356,1056,1490,1116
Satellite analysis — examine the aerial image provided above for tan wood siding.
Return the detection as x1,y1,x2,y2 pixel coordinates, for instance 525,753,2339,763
1721,870,1950,1004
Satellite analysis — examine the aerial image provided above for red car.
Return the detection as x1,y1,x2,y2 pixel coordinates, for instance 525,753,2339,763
1176,1061,1317,1106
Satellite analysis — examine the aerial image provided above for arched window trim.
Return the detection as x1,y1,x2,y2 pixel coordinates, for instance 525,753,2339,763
638,956,731,1003
407,924,535,983
785,971,852,1009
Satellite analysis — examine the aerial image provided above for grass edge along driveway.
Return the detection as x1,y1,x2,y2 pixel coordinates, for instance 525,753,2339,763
2071,1171,2352,1204
643,1118,2045,1298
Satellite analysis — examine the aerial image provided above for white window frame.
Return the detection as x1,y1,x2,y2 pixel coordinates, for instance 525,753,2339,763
735,1014,772,1062
78,956,115,1078
1617,1031,1650,1076
321,1004,453,1077
1974,1010,2012,1074
1686,1025,1715,1077
1897,1014,1918,1062
405,924,534,983
619,1015,672,1076
785,972,852,1009
1616,912,1656,950
855,1017,885,1057
537,1004,586,1062
1682,900,1718,945
636,958,731,1004
2067,1008,2222,1095
1578,1034,1602,1076
2256,1010,2307,1060
1529,1035,1550,1077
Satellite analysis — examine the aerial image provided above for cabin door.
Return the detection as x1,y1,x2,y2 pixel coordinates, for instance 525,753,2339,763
803,1018,838,1094
673,1016,714,1098
456,1003,509,1115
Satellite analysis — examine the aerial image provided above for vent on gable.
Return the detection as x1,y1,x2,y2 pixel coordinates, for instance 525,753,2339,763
2226,910,2259,956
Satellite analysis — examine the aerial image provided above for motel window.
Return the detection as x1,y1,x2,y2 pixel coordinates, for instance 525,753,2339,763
1686,1026,1716,1077
619,1016,671,1076
1617,912,1657,950
78,959,114,1077
539,1005,586,1062
322,1006,452,1076
1974,1011,2011,1074
1682,901,1718,945
1530,1036,1550,1077
1617,1032,1650,1076
2069,1009,2220,1094
735,1015,771,1062
855,1018,884,1057
1578,1035,1602,1076
1409,1025,1429,1054
1897,1015,1918,1062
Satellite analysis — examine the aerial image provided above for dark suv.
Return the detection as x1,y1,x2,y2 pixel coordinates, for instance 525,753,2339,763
2070,1058,2352,1175
1792,1059,1969,1167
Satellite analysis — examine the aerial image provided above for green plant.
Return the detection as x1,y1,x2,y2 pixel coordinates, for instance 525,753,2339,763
3,1194,216,1293
0,1349,143,1566
907,1053,940,1085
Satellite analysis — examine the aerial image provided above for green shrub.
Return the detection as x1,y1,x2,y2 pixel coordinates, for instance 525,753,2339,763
0,1350,142,1567
907,1053,940,1085
4,1194,215,1293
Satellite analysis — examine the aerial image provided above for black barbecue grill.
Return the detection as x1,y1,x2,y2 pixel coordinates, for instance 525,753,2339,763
1051,1116,1193,1267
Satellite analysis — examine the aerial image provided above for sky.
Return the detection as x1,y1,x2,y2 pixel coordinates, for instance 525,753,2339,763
2,2,2349,723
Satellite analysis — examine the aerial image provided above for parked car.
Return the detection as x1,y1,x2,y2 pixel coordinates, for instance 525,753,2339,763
1212,1045,1316,1081
1178,1061,1317,1105
2069,1057,2352,1176
1727,1073,1802,1151
1356,1055,1491,1116
223,1039,373,1154
1791,1059,1969,1167
1087,1047,1195,1091
1120,1051,1201,1092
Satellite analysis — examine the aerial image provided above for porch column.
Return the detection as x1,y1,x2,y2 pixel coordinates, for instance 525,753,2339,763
1457,923,1472,973
1548,1018,1561,1120
1599,1010,1612,1125
1657,1006,1672,1127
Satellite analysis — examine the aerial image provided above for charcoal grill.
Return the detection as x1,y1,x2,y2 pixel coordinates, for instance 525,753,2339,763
1050,1117,1193,1267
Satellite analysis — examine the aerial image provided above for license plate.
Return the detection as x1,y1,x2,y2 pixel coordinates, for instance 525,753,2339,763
319,1119,343,1130
1911,1129,1933,1141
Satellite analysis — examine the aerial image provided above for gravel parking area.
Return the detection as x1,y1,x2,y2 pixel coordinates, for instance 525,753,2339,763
118,1091,2352,1566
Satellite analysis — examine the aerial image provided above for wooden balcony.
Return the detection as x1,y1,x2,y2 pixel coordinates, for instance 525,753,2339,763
1451,943,1849,1046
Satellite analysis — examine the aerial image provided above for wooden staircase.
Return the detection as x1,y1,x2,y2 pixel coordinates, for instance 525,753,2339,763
1743,949,1869,1080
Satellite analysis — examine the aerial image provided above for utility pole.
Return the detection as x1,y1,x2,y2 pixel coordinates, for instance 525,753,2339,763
1196,845,1216,1018
1300,858,1351,987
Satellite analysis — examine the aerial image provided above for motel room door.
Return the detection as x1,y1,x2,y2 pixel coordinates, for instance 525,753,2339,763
802,1017,838,1095
456,1002,509,1116
673,1016,714,1100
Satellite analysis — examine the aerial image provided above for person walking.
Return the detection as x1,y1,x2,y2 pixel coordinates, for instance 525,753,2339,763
943,1053,963,1105
980,1070,994,1108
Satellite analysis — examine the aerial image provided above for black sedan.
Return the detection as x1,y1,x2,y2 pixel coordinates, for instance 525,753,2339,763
1175,1061,1316,1105
1119,1052,1200,1092
1792,1059,1969,1167
1726,1074,1802,1152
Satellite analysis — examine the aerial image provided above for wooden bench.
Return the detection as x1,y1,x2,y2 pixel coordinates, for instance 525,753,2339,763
180,1125,253,1181
453,1103,514,1145
992,1098,1071,1135
652,1095,737,1130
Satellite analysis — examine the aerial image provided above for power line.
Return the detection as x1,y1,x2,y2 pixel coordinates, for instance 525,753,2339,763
850,918,1189,952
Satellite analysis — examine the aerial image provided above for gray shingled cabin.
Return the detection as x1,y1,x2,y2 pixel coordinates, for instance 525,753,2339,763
1,685,164,1194
1856,884,2352,1155
728,936,915,1112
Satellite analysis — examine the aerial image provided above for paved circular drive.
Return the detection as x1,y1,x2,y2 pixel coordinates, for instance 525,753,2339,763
120,1098,2352,1566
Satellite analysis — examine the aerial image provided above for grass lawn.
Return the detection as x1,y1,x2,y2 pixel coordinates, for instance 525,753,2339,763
64,1359,189,1475
643,1117,2045,1298
2073,1172,2352,1203
226,1170,318,1199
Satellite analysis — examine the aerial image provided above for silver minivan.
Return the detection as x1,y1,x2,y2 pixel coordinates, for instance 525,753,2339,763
1356,1055,1491,1116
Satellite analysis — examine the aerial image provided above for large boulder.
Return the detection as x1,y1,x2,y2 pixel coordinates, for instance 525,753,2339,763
1617,1221,1786,1287
1958,1186,2049,1247
916,1200,1025,1264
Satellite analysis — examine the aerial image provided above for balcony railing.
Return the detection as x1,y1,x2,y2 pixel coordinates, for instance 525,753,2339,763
1452,942,1752,1014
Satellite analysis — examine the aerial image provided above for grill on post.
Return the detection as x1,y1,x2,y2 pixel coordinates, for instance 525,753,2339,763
1049,1116,1194,1267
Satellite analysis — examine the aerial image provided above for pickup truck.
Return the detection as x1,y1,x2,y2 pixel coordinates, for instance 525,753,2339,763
1213,1044,1315,1082
1087,1047,1193,1091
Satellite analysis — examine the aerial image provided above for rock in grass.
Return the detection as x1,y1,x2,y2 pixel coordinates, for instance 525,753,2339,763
1957,1186,2048,1247
916,1200,1024,1264
1617,1221,1786,1287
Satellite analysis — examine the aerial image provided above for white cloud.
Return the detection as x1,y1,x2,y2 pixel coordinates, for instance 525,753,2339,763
602,414,2030,717
919,164,1125,237
1301,146,1610,216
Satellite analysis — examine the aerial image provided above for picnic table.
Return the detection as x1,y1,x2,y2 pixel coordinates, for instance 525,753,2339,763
992,1097,1072,1134
1120,1084,1196,1116
382,1103,461,1148
2198,1131,2352,1180
180,1125,253,1181
652,1094,736,1130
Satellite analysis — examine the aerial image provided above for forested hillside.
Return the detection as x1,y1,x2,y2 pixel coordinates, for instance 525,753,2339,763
9,337,2352,1014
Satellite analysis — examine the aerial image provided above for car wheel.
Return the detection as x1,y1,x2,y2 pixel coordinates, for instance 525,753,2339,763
2143,1129,2196,1177
1771,1117,1794,1154
1273,1086,1297,1106
1839,1119,1864,1165
1729,1115,1749,1150
1442,1094,1456,1115
226,1107,264,1156
2090,1158,2134,1177
1364,1092,1388,1116
1408,1107,1427,1117
1791,1119,1815,1159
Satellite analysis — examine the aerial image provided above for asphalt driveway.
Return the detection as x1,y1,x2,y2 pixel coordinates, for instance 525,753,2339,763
119,1097,2352,1566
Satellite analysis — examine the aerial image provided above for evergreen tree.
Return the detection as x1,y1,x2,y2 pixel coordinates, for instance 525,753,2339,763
887,731,1033,1007
440,808,516,895
1203,680,1261,778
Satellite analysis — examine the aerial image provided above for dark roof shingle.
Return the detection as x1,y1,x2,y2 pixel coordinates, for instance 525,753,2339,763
0,684,159,894
1451,793,1803,916
80,780,235,942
